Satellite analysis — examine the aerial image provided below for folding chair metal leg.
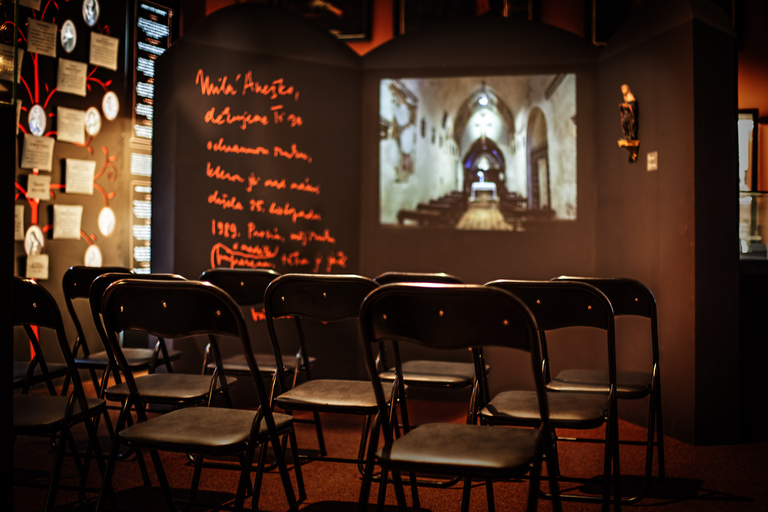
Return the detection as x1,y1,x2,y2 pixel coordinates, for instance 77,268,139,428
311,411,326,456
461,477,472,512
189,452,204,503
43,428,70,512
147,447,175,512
653,384,665,480
78,415,109,508
286,429,306,502
485,480,495,512
357,417,382,512
268,431,300,512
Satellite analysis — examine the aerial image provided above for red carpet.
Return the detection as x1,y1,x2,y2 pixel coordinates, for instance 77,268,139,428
12,399,768,511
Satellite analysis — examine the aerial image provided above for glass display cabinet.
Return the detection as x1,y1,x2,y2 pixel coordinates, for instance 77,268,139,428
740,192,768,259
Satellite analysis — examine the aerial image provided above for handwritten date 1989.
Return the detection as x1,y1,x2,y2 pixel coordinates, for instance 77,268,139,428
212,219,239,239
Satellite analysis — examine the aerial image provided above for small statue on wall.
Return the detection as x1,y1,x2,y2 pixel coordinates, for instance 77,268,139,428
617,83,639,163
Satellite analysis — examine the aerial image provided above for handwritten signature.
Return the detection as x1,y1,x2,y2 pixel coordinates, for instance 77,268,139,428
196,70,300,101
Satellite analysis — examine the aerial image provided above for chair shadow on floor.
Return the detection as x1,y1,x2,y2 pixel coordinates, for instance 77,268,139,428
299,503,427,512
578,474,753,507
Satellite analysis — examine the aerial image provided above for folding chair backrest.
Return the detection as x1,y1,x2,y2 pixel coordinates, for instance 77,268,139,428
88,272,187,358
553,275,659,365
63,266,132,354
554,276,655,319
199,268,281,307
13,277,87,403
486,279,616,385
264,273,378,322
359,283,550,437
101,278,271,407
374,271,463,285
264,273,378,390
486,279,614,331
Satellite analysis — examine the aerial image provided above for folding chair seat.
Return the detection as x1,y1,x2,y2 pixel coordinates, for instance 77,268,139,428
198,268,315,383
94,278,304,512
62,266,182,399
483,279,621,512
552,276,665,501
264,273,382,469
357,282,561,512
13,277,107,512
13,359,68,393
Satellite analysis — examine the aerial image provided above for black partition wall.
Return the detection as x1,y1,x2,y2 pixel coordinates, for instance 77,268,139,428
152,4,362,279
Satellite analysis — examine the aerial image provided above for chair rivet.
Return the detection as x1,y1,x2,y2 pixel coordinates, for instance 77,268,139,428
503,319,509,326
32,302,37,308
588,305,592,310
240,281,244,287
120,305,124,312
635,297,639,302
382,313,387,320
281,296,285,301
438,310,444,316
323,292,327,298
162,301,167,308
536,299,541,305
216,310,221,316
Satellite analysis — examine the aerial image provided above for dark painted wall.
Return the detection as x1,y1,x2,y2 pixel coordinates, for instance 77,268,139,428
359,0,739,444
595,0,738,444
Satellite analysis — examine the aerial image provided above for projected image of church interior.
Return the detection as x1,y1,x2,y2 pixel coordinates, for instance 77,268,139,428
379,74,576,231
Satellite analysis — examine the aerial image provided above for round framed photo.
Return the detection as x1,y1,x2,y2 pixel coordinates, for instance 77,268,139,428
98,206,116,236
82,0,100,27
61,20,77,53
85,106,101,136
84,244,103,267
24,225,45,256
28,104,46,137
102,91,119,121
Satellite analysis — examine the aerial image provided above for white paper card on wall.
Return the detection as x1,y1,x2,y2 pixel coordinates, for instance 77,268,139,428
26,254,50,280
14,205,25,241
57,58,88,97
21,135,55,171
16,48,24,82
19,0,42,10
65,158,96,195
647,151,658,172
56,106,86,144
27,173,51,200
89,32,119,71
26,19,57,58
53,204,83,239
0,44,21,81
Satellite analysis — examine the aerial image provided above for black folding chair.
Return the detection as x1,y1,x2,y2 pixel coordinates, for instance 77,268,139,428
95,278,304,512
357,282,561,512
264,273,381,472
483,279,621,512
13,277,108,511
553,275,665,502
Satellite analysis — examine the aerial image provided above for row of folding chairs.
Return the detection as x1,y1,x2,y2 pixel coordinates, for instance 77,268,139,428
12,267,664,512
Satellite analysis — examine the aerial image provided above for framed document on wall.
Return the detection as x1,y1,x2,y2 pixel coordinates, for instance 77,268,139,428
279,0,372,41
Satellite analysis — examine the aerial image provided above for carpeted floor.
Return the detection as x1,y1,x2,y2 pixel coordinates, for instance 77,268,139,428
12,398,768,512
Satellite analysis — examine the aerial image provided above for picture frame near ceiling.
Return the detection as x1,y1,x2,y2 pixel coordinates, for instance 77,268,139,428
393,0,534,36
737,108,763,259
738,108,759,192
279,0,372,41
